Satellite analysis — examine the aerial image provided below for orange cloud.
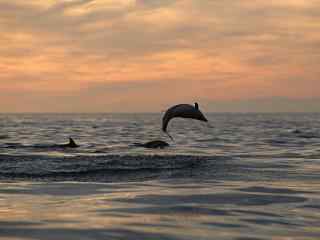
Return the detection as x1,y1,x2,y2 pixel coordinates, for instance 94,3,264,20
0,0,319,112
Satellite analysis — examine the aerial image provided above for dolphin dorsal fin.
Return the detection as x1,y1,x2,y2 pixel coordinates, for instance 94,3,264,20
194,102,199,110
69,138,77,147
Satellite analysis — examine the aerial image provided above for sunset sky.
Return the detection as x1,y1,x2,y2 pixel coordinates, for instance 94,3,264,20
1,0,319,112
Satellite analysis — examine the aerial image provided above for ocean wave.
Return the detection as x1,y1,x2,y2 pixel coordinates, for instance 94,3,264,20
287,129,320,139
0,154,217,181
0,143,76,150
0,135,9,140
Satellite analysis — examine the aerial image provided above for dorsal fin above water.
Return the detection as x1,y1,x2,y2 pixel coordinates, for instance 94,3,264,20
68,138,78,148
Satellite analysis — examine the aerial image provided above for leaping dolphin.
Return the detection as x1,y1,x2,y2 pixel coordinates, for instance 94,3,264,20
162,102,208,139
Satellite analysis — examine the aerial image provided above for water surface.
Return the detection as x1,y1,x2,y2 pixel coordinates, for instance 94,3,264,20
0,113,319,239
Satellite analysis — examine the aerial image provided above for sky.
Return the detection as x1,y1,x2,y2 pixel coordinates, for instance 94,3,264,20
1,0,319,112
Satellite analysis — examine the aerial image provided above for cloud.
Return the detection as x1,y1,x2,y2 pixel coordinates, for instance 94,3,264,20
203,97,320,113
0,0,320,112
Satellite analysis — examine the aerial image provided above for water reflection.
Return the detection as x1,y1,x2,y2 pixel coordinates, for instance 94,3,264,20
0,180,319,240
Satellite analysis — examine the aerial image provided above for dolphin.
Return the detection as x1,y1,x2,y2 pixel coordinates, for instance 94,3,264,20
57,138,79,148
133,140,169,149
162,102,208,139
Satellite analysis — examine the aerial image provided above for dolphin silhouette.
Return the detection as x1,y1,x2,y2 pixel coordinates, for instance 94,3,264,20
162,102,208,139
133,140,169,149
58,138,79,148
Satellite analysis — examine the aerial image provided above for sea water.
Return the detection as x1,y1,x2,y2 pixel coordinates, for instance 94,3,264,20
0,113,319,239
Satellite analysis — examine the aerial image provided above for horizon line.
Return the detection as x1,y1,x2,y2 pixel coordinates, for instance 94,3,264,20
0,111,319,114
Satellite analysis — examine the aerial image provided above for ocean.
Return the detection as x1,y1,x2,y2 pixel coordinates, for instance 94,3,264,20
0,113,319,239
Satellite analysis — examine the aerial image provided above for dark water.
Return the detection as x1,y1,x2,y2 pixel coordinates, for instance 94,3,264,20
0,113,320,239
1,113,320,182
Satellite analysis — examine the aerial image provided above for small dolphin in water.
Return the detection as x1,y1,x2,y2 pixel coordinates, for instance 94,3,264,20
134,140,169,149
58,138,79,148
162,102,208,139
292,129,302,134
